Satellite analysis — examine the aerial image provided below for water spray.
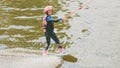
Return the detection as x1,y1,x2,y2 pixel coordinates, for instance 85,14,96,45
63,0,94,19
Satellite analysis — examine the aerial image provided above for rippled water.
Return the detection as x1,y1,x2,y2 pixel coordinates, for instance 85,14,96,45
0,0,72,50
0,0,120,68
0,0,76,68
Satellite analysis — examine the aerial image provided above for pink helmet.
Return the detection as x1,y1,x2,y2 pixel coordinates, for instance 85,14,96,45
44,6,53,12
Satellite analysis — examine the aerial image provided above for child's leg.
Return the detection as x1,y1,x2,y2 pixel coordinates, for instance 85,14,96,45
50,32,62,48
43,33,51,55
45,33,51,50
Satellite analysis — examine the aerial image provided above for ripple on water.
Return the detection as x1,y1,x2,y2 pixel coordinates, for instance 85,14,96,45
0,44,8,49
0,25,33,30
0,35,9,39
2,8,43,11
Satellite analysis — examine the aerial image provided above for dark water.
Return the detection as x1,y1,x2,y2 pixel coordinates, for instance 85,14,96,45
0,0,72,51
0,0,78,67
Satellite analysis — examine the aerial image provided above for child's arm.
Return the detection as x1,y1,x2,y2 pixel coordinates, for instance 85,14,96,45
46,16,62,23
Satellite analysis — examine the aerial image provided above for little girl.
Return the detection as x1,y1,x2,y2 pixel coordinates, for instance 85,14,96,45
42,6,65,55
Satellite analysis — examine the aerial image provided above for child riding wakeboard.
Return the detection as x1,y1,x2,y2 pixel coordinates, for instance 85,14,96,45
42,6,65,55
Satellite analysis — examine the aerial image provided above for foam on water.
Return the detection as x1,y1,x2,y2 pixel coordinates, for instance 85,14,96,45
0,48,62,68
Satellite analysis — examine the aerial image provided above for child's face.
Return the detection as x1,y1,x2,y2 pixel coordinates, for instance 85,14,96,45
47,10,52,15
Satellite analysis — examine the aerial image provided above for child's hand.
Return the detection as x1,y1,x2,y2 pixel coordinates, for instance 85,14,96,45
62,17,67,22
78,6,82,10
